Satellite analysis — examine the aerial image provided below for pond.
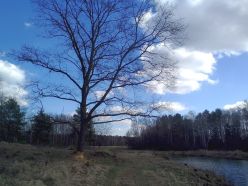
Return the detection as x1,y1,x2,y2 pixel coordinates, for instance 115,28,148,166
174,156,248,186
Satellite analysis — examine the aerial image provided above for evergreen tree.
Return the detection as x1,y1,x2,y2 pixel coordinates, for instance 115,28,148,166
31,109,52,145
0,98,26,142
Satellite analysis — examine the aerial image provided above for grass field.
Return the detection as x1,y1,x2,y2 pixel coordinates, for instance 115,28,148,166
0,142,230,186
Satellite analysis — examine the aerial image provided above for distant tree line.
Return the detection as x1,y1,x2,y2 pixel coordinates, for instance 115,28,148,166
0,96,127,147
4,95,248,151
93,135,127,146
127,108,248,151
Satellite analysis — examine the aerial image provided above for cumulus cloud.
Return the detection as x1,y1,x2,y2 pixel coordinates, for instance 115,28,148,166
156,0,248,54
145,44,217,94
0,60,27,106
142,0,248,95
223,101,247,110
173,48,217,93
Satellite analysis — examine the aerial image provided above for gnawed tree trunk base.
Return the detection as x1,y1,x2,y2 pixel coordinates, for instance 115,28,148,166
73,151,86,161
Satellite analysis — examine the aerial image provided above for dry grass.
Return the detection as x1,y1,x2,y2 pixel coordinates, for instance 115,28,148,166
0,142,107,186
0,142,230,186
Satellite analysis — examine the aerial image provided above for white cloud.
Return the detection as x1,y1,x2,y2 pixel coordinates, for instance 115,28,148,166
158,0,248,54
93,115,132,136
93,115,112,123
145,44,217,94
110,121,132,136
0,60,27,106
223,101,247,110
140,10,154,29
173,48,217,94
152,101,187,112
94,90,113,100
169,102,187,111
142,0,248,95
24,22,32,27
109,105,123,113
109,105,144,115
118,119,132,126
94,90,105,99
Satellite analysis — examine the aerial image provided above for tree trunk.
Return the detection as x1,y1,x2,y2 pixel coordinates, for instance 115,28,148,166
77,124,85,152
77,117,86,152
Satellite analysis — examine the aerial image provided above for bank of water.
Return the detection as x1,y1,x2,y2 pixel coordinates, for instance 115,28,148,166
174,156,248,186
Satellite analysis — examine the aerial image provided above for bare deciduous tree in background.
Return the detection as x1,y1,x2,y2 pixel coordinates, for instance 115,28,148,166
15,0,183,152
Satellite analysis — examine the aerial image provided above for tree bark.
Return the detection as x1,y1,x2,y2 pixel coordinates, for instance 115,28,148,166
77,106,87,152
77,120,85,152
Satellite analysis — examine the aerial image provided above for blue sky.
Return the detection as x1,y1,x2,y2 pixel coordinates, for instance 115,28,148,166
162,53,248,112
1,0,248,135
0,1,34,50
0,0,78,113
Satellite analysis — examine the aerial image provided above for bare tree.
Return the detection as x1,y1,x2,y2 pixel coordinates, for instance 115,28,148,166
15,0,183,152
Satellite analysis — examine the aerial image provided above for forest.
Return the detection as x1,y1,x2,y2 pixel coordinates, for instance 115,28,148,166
127,106,248,151
1,95,248,151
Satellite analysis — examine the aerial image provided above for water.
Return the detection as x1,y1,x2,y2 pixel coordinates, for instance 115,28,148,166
174,156,248,186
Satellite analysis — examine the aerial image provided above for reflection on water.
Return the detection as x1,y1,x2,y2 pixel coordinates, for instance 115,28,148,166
174,156,248,186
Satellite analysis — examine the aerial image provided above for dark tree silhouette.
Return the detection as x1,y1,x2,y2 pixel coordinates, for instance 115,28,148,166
15,0,183,152
72,108,95,145
31,109,52,145
0,97,26,142
127,106,248,151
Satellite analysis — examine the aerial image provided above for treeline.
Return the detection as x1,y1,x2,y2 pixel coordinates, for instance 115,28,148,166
94,135,127,146
0,97,127,147
5,95,248,151
127,108,248,151
0,97,26,142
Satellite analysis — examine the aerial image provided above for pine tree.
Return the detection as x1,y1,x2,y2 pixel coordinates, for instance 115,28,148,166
0,98,26,142
31,109,52,145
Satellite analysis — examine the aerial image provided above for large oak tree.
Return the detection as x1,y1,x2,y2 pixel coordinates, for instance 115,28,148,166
16,0,183,152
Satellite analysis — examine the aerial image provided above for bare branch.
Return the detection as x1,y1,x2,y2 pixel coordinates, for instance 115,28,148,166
15,0,184,151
